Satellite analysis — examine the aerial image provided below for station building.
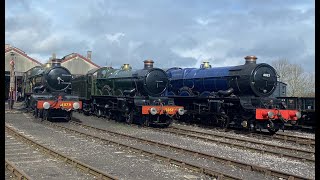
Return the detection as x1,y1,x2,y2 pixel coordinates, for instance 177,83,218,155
61,51,100,76
5,44,100,100
5,44,42,100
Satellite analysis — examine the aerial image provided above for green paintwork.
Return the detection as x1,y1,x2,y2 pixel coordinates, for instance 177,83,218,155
72,66,141,99
23,66,42,94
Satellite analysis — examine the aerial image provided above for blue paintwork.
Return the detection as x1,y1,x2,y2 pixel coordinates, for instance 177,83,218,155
167,66,236,94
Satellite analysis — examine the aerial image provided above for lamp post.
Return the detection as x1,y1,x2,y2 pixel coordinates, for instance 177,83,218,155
9,52,15,110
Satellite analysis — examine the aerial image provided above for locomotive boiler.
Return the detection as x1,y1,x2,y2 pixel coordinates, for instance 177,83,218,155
165,56,301,134
167,56,277,97
71,60,185,127
23,59,82,121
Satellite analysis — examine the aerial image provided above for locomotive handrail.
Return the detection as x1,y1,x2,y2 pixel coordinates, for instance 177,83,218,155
123,88,136,96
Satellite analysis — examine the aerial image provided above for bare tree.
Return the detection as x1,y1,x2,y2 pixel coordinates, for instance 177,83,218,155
285,64,305,96
271,59,291,83
271,59,315,97
302,72,315,97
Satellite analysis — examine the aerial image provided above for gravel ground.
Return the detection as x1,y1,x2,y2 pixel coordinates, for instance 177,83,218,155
72,112,315,179
6,113,212,180
61,122,277,180
175,122,315,140
5,169,15,180
6,133,95,180
277,130,315,139
175,131,314,160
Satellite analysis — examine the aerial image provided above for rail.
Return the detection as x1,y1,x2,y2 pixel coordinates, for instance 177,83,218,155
5,124,119,180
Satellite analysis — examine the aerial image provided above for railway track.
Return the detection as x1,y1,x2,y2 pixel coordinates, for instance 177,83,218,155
44,119,310,180
5,159,32,180
284,124,315,133
176,123,315,147
271,132,315,145
5,123,119,180
153,126,315,163
45,120,243,179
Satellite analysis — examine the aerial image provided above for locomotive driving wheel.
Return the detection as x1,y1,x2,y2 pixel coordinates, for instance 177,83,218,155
102,85,112,95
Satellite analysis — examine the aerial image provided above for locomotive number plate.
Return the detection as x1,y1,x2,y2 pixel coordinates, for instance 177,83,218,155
165,108,174,113
263,73,270,77
62,103,72,107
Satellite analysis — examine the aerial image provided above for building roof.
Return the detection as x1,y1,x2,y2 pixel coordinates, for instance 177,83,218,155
61,53,100,68
5,45,42,65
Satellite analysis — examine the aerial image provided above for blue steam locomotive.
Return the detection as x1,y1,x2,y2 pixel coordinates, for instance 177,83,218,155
165,56,301,134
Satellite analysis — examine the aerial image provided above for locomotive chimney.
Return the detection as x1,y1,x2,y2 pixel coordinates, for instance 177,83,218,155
51,58,62,67
244,55,257,64
87,51,92,61
143,59,154,69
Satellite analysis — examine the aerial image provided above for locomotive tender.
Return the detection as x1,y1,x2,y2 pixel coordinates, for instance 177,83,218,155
23,59,82,121
71,60,185,127
165,56,301,133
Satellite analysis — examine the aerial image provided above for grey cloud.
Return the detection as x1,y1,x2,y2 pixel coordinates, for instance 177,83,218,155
5,0,314,72
169,36,199,50
90,35,197,69
133,42,197,68
226,36,306,59
5,0,30,13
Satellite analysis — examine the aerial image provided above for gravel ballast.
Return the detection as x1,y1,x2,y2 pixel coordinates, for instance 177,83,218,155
6,113,212,180
72,112,315,179
5,133,94,180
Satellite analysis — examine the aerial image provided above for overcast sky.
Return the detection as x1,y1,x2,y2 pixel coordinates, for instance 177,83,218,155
5,0,314,72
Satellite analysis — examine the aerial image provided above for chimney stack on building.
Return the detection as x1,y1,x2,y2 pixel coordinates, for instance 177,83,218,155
52,53,56,59
87,51,92,61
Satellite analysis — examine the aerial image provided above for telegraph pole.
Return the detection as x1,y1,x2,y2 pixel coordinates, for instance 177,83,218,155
9,52,15,110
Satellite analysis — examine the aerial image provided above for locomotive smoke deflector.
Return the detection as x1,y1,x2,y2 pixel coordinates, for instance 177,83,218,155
144,60,154,69
244,55,257,64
